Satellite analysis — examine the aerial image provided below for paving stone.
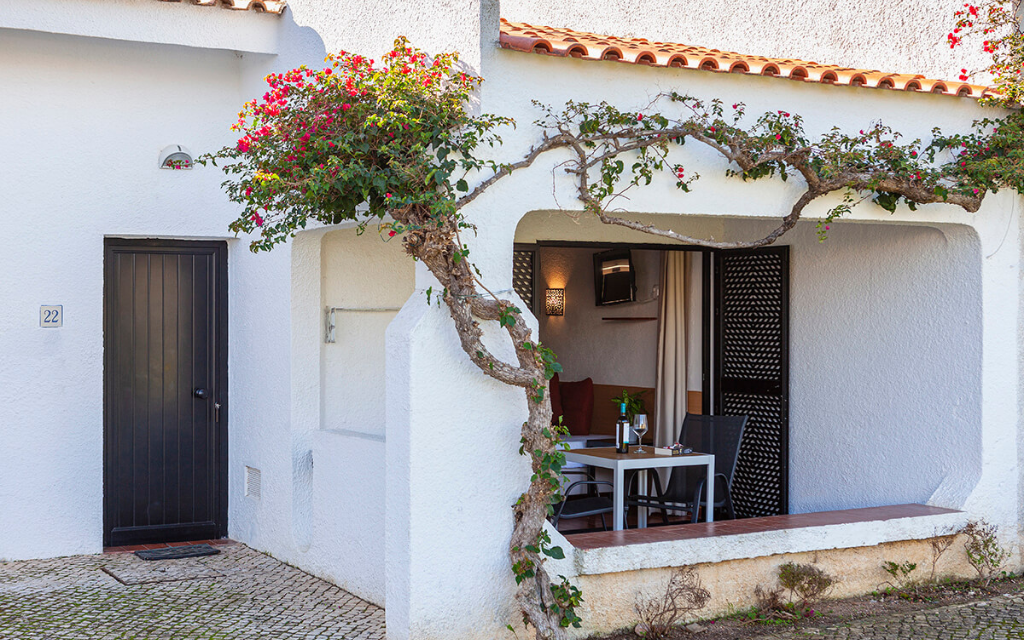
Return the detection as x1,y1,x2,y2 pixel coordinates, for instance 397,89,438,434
754,593,1024,640
0,544,385,639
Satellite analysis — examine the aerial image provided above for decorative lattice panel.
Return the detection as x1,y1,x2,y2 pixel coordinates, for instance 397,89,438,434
716,249,789,518
512,250,535,312
723,393,784,517
721,253,783,381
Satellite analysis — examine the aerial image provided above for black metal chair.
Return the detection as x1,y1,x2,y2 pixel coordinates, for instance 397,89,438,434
550,480,615,531
626,413,748,524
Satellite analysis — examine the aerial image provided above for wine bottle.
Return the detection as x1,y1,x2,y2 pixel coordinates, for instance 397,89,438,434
615,402,630,454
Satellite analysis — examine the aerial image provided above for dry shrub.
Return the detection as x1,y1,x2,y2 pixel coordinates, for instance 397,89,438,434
777,562,836,607
634,567,711,639
753,584,787,615
961,520,1010,588
929,534,957,582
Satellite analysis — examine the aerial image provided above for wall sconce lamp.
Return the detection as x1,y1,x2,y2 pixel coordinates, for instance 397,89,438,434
545,288,565,316
159,144,193,170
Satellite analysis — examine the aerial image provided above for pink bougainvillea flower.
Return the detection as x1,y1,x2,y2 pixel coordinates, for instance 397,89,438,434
385,193,392,199
388,230,397,237
637,113,644,121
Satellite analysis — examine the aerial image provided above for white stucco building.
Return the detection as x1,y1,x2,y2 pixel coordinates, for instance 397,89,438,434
1,1,1021,638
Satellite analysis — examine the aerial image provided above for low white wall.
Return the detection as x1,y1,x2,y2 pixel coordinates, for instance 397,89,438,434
316,227,413,605
321,228,413,437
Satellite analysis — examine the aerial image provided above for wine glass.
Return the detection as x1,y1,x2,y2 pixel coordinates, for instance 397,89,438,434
632,414,649,453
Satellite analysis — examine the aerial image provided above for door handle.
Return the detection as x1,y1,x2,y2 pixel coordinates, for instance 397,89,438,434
193,388,209,399
214,402,221,423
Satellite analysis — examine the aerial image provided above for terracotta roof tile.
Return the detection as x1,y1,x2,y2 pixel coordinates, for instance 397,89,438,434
499,19,993,100
156,0,286,15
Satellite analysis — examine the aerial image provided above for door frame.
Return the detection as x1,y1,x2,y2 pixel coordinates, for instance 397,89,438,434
102,237,229,547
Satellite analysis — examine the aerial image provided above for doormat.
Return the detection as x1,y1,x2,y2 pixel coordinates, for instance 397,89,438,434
102,550,224,586
135,544,220,561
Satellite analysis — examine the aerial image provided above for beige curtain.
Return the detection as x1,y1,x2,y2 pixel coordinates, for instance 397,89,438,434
655,251,689,448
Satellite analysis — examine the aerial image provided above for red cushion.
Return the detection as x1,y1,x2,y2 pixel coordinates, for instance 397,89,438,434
558,377,594,436
549,373,563,427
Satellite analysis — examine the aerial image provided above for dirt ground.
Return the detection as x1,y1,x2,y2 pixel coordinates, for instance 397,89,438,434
589,575,1024,639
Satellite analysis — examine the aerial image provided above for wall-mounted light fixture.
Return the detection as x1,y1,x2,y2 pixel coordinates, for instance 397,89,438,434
545,288,565,316
159,144,193,170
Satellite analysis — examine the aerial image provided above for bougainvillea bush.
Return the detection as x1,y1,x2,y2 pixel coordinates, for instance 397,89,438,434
221,38,510,249
949,0,1024,105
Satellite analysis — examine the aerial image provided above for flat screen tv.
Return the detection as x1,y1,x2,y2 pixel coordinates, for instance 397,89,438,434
593,249,636,306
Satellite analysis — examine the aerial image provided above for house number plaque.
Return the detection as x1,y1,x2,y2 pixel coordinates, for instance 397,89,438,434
40,305,63,328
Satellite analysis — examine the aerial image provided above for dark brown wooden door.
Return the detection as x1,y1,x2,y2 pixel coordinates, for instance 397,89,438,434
103,239,227,547
714,246,789,518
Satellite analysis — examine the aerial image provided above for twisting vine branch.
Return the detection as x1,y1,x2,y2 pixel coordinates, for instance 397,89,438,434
202,31,1024,640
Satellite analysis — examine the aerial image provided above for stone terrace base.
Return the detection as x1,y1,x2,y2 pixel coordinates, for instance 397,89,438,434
0,543,385,640
567,504,959,549
554,505,979,637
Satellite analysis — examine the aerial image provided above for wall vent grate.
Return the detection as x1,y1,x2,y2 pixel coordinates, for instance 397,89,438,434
245,466,261,499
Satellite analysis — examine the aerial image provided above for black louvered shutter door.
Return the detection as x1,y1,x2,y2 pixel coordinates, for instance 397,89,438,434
512,248,536,314
714,247,789,517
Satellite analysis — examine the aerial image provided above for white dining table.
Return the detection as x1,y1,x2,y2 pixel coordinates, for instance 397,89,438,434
562,447,715,531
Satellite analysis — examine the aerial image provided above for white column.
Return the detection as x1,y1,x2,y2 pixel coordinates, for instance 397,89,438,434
385,263,533,639
962,194,1022,538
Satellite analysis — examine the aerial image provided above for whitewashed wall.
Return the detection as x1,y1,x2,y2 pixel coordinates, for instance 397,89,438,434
731,218,983,513
1,3,1021,640
0,27,246,559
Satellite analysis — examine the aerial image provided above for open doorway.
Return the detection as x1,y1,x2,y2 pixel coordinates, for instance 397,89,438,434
513,237,789,529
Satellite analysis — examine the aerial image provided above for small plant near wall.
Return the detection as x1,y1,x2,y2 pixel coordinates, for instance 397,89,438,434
746,562,836,623
961,520,1010,588
929,532,958,582
880,560,920,597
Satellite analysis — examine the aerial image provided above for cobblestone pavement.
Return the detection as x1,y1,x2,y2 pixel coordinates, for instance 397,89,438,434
757,593,1024,639
0,543,385,639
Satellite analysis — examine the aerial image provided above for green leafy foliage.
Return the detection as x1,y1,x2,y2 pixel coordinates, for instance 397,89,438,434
961,520,1010,588
882,560,919,594
610,389,647,422
549,577,583,628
